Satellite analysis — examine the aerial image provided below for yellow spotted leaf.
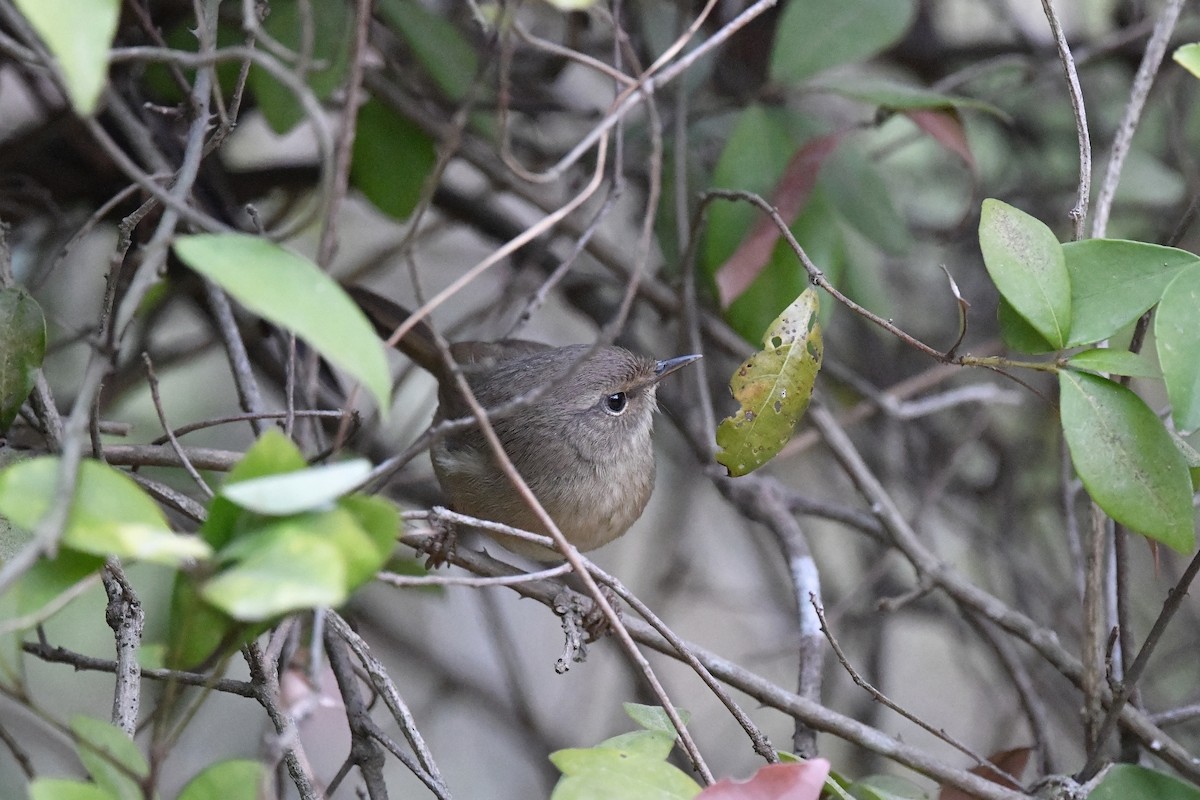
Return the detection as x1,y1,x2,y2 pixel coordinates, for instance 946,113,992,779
716,290,823,477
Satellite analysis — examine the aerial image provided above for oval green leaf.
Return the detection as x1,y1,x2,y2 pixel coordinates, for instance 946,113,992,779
1155,264,1200,433
1059,372,1195,552
14,0,119,115
173,234,391,413
770,0,916,84
0,457,210,565
1063,239,1199,346
979,199,1070,349
716,289,823,477
0,287,46,431
1067,348,1161,380
71,714,149,800
179,760,267,800
203,518,348,621
351,98,437,221
221,459,372,515
549,746,701,800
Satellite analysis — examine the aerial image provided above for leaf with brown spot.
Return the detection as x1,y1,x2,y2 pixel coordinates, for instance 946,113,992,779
716,290,823,477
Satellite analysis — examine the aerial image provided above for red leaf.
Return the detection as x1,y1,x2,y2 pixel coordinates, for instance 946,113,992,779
939,747,1032,800
698,760,830,800
714,132,848,308
904,108,975,170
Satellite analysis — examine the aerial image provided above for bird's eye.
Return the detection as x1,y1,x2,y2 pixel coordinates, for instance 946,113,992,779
602,392,629,416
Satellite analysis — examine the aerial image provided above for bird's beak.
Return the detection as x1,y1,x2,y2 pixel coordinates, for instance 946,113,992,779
651,353,702,384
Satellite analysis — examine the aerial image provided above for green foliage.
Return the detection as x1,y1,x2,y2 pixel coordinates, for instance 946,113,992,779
1155,264,1200,432
1061,240,1198,346
248,0,351,133
177,760,267,800
1059,371,1194,552
979,201,1199,552
28,780,115,800
622,702,691,734
173,234,392,413
980,199,1071,349
70,715,149,800
1088,763,1200,799
12,0,118,115
717,290,823,477
0,287,45,431
0,458,210,566
376,0,480,101
351,98,437,220
219,459,372,516
1067,348,1160,380
769,0,916,84
168,431,398,666
1173,43,1200,79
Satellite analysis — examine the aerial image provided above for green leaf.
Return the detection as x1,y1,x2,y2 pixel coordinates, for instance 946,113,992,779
998,296,1057,354
811,78,1006,117
338,493,401,569
13,0,119,115
248,0,350,133
166,576,252,671
70,715,148,800
173,234,391,413
0,287,46,431
770,0,915,84
0,458,210,565
377,0,479,101
596,731,676,761
1063,239,1199,346
1173,43,1200,79
203,519,345,620
200,429,309,549
178,759,267,800
1088,763,1200,800
28,779,116,800
221,459,372,516
1059,372,1195,552
1155,264,1200,432
704,106,797,273
717,290,823,477
1067,349,1161,380
623,703,691,734
203,506,390,621
11,549,103,621
821,146,911,256
725,191,844,343
351,98,437,220
549,745,701,800
979,199,1070,349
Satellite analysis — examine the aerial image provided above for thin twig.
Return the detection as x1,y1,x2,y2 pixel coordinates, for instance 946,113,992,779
816,601,1024,788
1091,0,1186,237
1039,0,1092,238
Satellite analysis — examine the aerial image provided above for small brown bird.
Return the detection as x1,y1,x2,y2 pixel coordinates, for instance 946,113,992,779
348,287,699,560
